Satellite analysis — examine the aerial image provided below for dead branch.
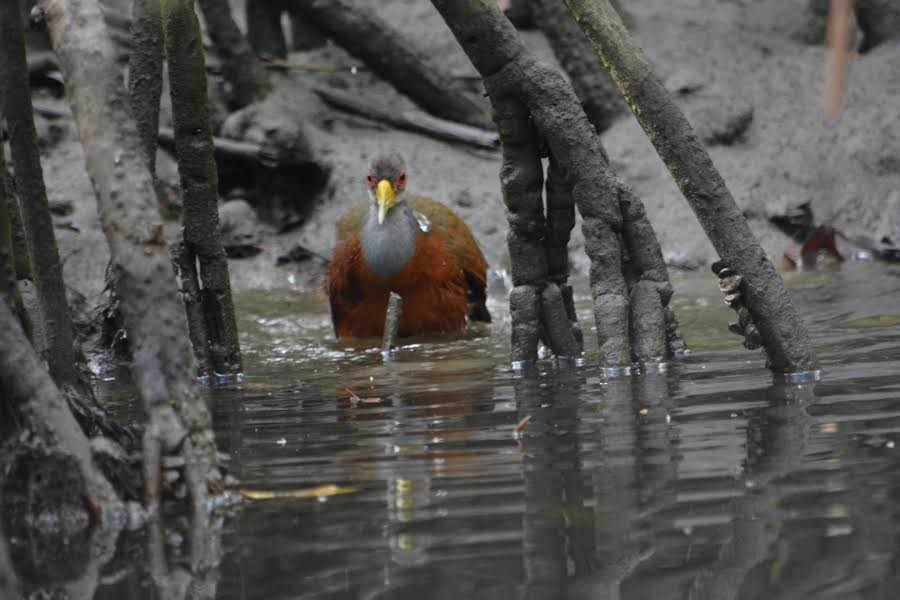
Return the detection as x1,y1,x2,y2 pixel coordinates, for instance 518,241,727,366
563,0,814,372
286,0,494,129
297,75,499,149
0,0,78,386
196,0,271,108
172,241,211,375
37,0,219,508
163,0,243,376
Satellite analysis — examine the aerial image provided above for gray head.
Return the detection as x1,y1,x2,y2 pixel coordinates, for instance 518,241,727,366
365,153,408,224
360,153,418,279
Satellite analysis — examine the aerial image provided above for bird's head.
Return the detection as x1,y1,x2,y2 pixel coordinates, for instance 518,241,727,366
366,153,408,225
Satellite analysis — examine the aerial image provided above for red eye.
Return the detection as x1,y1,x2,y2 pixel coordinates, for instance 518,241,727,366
366,173,376,188
396,172,406,189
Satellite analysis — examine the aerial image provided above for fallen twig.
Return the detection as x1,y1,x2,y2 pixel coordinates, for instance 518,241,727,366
382,291,403,354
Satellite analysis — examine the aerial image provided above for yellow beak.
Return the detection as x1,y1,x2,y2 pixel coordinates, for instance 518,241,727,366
375,179,395,225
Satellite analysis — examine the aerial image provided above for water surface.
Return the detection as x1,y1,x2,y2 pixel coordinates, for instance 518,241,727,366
82,264,900,597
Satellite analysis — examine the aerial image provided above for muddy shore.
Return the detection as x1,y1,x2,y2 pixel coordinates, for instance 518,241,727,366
30,0,900,324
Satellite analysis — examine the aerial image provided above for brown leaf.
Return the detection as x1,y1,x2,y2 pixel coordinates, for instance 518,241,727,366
514,415,532,433
240,484,359,501
345,388,383,407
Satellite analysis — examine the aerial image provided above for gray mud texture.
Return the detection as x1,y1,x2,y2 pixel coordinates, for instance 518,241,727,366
37,0,900,311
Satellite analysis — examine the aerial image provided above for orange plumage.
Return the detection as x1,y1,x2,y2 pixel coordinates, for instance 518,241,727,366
327,155,490,339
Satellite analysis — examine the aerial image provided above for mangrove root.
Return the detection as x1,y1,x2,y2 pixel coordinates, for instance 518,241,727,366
431,0,682,368
564,0,813,372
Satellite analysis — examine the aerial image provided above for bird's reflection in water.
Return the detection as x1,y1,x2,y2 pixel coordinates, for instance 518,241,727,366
334,357,503,595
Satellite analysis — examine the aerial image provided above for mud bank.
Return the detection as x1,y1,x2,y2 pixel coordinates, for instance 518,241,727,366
32,0,900,320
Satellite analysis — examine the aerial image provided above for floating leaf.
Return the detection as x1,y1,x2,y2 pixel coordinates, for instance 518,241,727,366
345,388,383,407
240,484,359,501
514,415,532,434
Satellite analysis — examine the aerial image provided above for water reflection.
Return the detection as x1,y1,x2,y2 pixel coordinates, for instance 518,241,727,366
7,266,900,599
214,358,900,600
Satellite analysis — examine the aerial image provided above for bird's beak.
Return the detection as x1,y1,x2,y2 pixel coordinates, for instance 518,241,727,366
375,179,395,225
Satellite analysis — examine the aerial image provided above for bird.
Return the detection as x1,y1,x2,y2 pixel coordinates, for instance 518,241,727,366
327,153,491,339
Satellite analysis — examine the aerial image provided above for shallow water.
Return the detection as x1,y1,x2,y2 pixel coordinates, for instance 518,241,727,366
37,264,900,598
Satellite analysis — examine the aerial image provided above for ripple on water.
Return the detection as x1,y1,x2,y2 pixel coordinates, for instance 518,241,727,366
86,265,900,599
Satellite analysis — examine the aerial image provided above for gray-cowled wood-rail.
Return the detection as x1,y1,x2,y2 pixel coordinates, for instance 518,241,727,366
327,153,491,338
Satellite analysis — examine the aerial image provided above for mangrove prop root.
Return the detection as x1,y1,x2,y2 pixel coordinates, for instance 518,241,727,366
509,285,542,364
247,0,287,58
0,526,19,600
431,0,678,367
196,0,271,109
0,298,119,512
563,0,813,372
664,306,688,357
290,12,327,51
163,0,243,376
0,140,30,338
541,283,581,358
0,0,78,386
38,0,220,508
128,0,164,173
5,182,32,282
529,0,623,134
712,261,763,351
172,241,211,375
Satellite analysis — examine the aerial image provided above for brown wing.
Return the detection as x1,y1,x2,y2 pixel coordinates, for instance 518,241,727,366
334,201,369,244
326,233,365,337
408,196,491,322
328,203,368,335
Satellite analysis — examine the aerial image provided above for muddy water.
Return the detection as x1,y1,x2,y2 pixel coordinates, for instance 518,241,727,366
97,264,900,598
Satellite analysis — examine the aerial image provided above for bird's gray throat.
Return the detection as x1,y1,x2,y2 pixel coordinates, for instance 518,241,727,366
360,201,418,280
